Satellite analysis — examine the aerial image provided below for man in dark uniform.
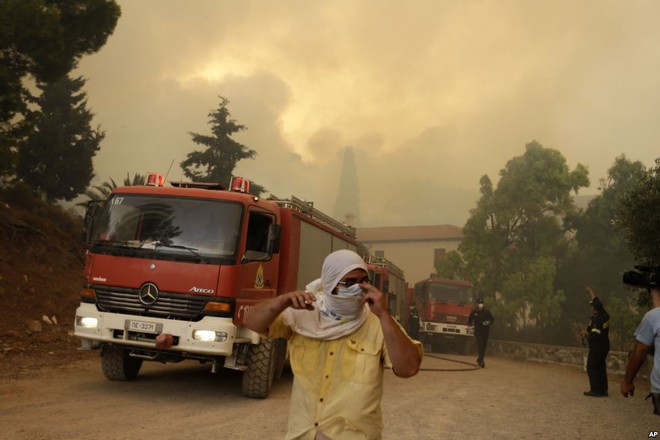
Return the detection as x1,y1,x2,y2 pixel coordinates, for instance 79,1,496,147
580,286,610,397
468,298,494,368
408,303,420,340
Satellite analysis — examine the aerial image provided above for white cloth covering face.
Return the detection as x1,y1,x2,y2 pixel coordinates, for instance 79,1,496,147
282,249,370,340
337,283,364,298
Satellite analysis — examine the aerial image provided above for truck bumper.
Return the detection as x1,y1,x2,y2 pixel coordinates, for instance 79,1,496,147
74,303,257,357
421,321,473,338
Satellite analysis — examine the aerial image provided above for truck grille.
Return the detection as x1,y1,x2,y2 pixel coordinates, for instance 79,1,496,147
94,285,207,321
432,313,469,325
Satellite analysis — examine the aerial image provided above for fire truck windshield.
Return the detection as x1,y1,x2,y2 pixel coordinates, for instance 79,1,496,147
91,195,242,262
428,283,474,304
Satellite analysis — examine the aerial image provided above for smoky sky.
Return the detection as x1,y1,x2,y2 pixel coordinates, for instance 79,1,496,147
75,0,660,227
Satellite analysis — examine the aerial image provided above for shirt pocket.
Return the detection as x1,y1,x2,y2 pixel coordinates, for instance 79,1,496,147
289,337,321,377
341,338,382,384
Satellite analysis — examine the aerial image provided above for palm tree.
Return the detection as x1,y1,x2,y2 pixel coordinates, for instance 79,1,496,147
77,172,146,208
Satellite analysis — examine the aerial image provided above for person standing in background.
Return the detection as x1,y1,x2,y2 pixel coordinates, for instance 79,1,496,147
580,286,610,397
468,298,494,368
407,303,420,340
621,286,660,414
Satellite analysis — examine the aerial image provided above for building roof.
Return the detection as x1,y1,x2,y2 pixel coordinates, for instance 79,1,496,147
357,224,463,243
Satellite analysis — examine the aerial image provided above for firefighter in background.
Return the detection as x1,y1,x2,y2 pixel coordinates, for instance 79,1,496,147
580,286,610,397
468,298,494,368
408,303,420,340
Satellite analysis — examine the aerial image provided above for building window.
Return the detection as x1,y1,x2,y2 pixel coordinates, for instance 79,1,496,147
434,248,446,268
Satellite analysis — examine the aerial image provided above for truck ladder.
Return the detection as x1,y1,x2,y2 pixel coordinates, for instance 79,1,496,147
270,195,356,238
364,254,405,278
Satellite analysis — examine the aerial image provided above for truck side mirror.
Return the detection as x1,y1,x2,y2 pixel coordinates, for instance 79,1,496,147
267,223,281,254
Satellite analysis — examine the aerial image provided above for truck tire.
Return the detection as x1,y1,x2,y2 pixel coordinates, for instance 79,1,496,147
242,338,276,399
101,345,143,381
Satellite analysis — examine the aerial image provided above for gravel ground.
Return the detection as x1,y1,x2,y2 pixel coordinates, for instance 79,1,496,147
0,351,656,439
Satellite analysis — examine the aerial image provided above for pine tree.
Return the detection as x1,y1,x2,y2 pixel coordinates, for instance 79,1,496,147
0,0,120,178
16,75,104,201
180,96,265,195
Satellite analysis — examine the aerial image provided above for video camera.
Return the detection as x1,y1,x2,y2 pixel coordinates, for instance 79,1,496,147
622,265,660,289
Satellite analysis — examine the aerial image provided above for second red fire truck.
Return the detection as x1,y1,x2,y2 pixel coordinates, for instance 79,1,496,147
412,277,476,353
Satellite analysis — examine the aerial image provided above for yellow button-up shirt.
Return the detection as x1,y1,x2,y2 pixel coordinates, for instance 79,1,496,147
269,312,393,440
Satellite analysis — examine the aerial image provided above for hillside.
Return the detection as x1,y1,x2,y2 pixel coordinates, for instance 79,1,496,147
0,185,90,378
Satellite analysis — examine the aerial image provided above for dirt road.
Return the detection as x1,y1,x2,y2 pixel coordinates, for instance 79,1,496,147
0,351,656,439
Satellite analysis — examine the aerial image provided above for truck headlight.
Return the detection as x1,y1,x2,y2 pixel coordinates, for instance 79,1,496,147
193,330,228,343
76,316,98,329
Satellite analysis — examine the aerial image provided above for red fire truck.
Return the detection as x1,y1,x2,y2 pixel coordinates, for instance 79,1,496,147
74,175,357,398
412,277,476,353
364,254,407,323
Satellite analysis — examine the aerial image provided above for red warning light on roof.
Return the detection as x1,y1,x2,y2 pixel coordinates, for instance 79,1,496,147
229,176,250,193
146,173,165,187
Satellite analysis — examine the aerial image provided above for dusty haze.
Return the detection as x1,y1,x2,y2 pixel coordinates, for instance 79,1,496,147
75,0,660,227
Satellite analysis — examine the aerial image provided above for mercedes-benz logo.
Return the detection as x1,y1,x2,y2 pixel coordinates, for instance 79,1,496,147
138,283,159,305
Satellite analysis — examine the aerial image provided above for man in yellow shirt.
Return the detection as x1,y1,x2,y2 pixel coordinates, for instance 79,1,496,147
244,249,422,440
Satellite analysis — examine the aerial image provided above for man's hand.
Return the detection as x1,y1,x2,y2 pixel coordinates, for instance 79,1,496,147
287,290,316,310
243,290,315,334
620,340,652,399
586,286,596,300
359,282,388,317
621,380,635,398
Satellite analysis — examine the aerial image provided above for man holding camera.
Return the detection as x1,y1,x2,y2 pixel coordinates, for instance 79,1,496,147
580,286,610,397
621,286,660,414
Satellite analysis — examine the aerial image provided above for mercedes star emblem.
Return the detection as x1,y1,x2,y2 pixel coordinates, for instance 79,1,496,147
138,283,159,305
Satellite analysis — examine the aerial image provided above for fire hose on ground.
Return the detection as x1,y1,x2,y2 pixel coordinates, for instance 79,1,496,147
416,353,482,372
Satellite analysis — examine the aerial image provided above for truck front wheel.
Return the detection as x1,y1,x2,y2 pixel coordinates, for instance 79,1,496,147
101,345,143,381
242,338,276,399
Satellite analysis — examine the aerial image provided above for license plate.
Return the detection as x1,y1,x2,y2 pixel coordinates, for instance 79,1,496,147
125,319,162,334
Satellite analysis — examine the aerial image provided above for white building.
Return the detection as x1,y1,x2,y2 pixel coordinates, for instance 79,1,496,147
357,224,463,286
